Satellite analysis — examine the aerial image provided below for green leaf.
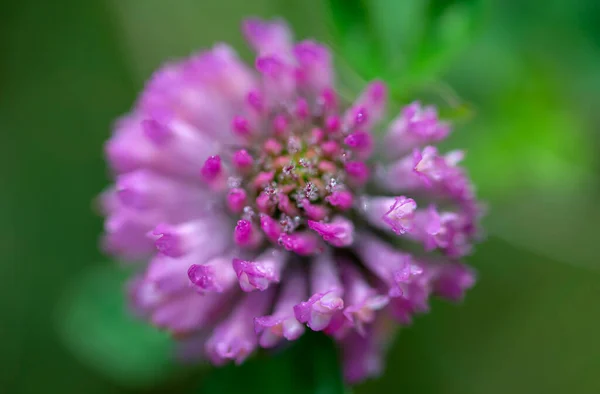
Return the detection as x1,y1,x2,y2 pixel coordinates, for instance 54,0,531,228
390,0,485,98
201,332,345,394
420,1,483,74
56,264,175,388
325,0,483,101
325,0,386,79
368,0,427,73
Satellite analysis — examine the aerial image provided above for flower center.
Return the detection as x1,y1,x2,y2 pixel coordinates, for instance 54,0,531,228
220,94,370,249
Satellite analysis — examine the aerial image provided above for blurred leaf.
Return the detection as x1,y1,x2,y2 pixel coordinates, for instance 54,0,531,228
391,0,485,96
406,81,476,123
202,332,345,394
368,0,427,72
461,66,591,198
325,0,386,79
438,101,475,123
325,0,484,103
56,264,175,388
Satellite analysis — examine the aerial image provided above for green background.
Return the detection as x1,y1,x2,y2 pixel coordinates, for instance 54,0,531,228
1,0,599,393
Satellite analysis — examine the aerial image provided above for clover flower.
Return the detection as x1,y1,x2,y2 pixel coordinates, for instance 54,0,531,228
100,18,483,383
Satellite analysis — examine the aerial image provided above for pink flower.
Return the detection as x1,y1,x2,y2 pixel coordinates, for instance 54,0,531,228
100,17,484,383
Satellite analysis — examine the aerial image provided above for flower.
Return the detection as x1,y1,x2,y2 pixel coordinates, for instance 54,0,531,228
100,17,484,383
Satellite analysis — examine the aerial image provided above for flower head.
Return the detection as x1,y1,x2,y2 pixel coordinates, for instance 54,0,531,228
101,17,484,383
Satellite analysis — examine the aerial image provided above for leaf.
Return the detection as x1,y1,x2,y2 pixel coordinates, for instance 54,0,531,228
368,0,427,72
308,333,346,394
390,0,485,97
325,0,484,101
201,331,345,394
421,1,483,73
56,263,175,388
325,0,386,79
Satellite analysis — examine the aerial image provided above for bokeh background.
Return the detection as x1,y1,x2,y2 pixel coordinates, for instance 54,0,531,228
2,0,599,393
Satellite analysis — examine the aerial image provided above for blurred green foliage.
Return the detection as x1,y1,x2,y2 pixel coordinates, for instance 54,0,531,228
327,0,484,98
56,265,174,388
202,332,344,394
1,0,599,393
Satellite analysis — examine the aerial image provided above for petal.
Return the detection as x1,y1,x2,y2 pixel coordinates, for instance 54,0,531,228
294,253,344,331
307,217,354,247
242,18,293,56
188,252,238,294
232,249,287,292
341,263,389,336
278,231,322,256
343,81,387,129
254,269,307,347
205,290,274,365
384,102,451,159
293,40,333,93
